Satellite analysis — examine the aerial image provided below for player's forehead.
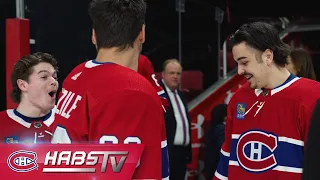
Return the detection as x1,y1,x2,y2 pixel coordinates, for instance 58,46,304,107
31,62,56,75
232,42,258,61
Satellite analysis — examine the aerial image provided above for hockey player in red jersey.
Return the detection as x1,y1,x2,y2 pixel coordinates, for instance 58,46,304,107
0,52,59,144
138,54,169,111
51,0,169,179
213,22,320,180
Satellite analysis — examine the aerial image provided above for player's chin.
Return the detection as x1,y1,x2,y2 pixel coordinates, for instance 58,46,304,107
41,104,55,114
249,81,257,89
47,101,55,110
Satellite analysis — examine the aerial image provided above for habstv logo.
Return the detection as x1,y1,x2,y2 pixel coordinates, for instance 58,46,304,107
7,150,38,172
7,150,129,173
5,147,136,176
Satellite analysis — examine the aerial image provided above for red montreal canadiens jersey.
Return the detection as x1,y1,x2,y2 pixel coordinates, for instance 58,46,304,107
0,108,56,144
52,60,169,180
138,54,169,111
214,75,320,180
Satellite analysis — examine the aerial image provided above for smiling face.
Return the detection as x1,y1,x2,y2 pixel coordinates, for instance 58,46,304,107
18,62,59,111
232,42,271,89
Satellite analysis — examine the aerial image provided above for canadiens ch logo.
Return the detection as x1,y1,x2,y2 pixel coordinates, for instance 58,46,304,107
236,130,278,173
7,150,38,172
236,103,246,120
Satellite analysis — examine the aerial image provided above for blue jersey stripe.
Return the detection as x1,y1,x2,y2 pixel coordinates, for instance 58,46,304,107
215,151,229,177
161,140,169,179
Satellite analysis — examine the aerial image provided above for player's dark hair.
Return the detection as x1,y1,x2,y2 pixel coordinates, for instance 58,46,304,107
289,48,317,80
230,21,291,67
10,52,59,103
88,0,147,51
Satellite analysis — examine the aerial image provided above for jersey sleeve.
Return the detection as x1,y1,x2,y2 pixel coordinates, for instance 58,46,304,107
138,56,169,111
213,100,234,180
91,90,168,179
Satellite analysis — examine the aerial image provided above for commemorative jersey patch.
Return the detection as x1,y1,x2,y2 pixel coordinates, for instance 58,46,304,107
5,136,19,144
236,103,246,120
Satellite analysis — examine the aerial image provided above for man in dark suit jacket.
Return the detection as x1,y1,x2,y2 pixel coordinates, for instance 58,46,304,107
160,59,192,180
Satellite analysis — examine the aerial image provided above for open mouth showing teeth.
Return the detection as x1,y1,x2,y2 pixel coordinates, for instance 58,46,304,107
245,75,253,80
48,91,56,98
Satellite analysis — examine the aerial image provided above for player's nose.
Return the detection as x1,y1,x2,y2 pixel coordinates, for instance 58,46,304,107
50,77,58,86
238,66,245,75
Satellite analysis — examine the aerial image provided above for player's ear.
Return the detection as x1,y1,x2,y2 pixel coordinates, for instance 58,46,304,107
17,79,28,92
138,24,146,44
263,49,274,66
91,29,97,46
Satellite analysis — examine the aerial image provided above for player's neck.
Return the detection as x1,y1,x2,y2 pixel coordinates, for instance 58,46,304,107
95,47,139,71
16,101,50,118
265,67,291,89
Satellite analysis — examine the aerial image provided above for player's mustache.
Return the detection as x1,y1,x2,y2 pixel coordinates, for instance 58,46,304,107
241,72,253,76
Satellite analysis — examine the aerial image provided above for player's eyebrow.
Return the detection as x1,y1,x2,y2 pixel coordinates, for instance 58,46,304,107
236,57,247,62
38,70,57,76
38,70,50,74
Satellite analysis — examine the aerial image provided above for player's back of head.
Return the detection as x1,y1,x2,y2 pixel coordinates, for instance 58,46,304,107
88,0,147,51
230,21,290,67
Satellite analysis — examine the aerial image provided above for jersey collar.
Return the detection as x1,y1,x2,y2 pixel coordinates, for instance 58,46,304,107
254,74,299,96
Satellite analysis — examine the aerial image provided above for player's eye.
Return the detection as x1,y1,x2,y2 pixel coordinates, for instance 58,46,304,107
241,62,248,66
41,76,48,79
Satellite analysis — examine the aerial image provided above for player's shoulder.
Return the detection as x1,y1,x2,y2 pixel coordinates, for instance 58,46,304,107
294,78,320,90
139,54,148,64
290,78,320,96
230,82,253,102
64,61,87,81
0,110,9,118
77,60,143,83
85,60,134,76
138,54,153,75
0,109,19,125
291,78,320,103
72,61,87,72
235,82,252,94
94,63,148,84
84,61,157,97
